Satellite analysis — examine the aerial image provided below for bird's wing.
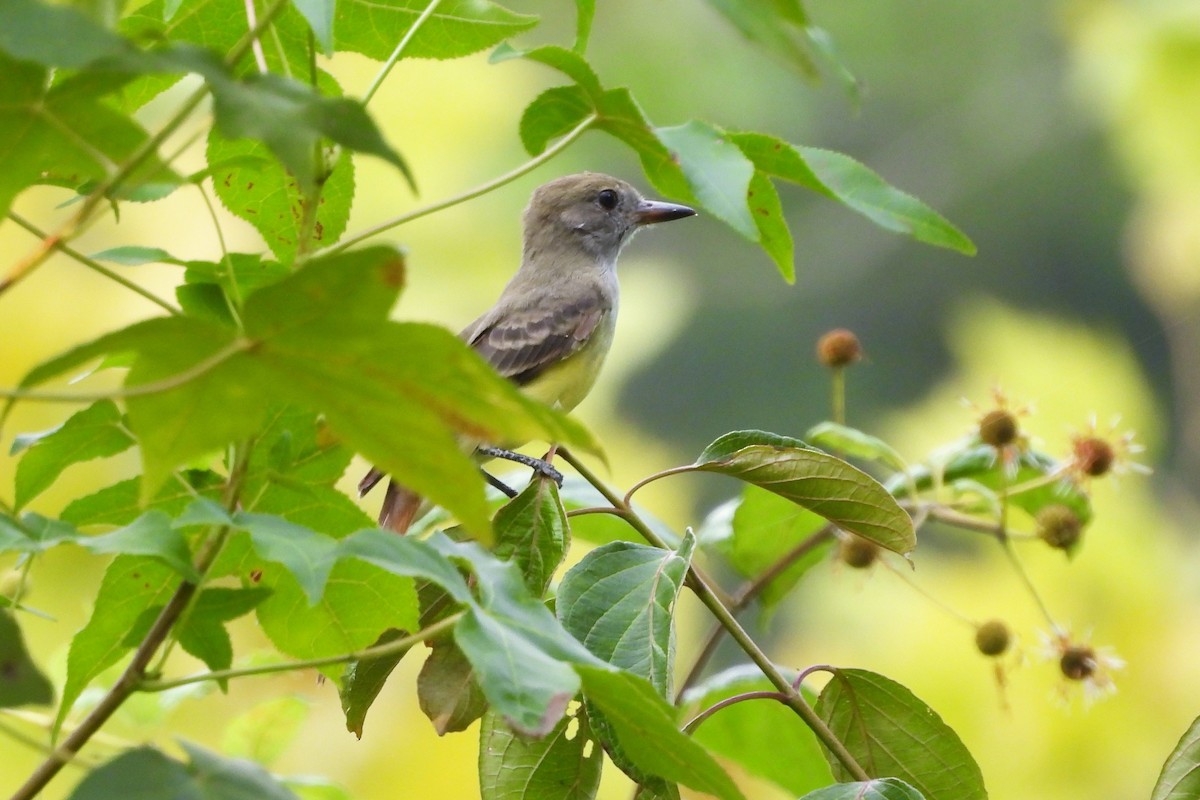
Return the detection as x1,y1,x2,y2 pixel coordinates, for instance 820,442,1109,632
464,293,607,387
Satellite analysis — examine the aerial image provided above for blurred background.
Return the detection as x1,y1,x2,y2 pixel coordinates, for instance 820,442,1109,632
3,0,1200,797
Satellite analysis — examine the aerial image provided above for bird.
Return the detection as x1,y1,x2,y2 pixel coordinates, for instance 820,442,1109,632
358,172,696,533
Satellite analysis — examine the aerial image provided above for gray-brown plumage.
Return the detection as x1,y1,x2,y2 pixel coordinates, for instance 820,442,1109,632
359,172,695,532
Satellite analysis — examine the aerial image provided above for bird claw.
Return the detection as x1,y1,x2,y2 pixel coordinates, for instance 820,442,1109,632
477,446,564,488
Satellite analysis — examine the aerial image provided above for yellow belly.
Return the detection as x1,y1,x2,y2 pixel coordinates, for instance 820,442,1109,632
520,312,616,412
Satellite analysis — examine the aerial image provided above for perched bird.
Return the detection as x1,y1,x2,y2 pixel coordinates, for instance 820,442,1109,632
359,172,695,532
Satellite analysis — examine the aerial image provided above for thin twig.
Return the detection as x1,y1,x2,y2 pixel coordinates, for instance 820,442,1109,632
141,612,461,692
0,338,253,403
6,213,181,315
322,114,597,256
361,0,445,106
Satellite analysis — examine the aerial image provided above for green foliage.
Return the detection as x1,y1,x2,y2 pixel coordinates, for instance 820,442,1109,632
0,0,1152,798
479,703,603,800
800,779,927,800
1152,715,1200,800
558,530,695,695
65,743,301,800
691,430,916,555
682,666,833,795
0,610,54,708
816,669,987,800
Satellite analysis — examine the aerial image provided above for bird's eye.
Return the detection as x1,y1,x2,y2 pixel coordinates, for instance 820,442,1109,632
597,188,619,210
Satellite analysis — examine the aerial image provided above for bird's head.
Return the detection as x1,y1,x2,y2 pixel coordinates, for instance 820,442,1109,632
522,173,695,267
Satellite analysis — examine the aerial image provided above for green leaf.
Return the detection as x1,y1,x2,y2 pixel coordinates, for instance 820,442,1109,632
177,587,272,684
711,486,832,611
181,253,290,315
0,610,54,707
519,86,596,156
90,245,184,266
1153,715,1200,800
181,740,300,800
291,0,335,53
418,640,488,735
800,779,927,800
0,0,154,69
479,703,602,800
573,0,594,53
692,431,915,556
231,513,339,605
207,135,355,265
431,537,600,667
746,170,794,282
558,531,695,696
682,665,832,795
334,0,538,61
65,747,196,800
252,532,418,674
184,53,411,191
796,146,975,255
115,316,269,501
55,555,178,736
118,0,315,111
491,45,603,97
656,121,757,240
419,536,607,735
806,422,908,473
815,669,986,800
0,53,176,219
82,511,198,580
729,131,826,193
577,666,744,800
492,477,568,596
61,470,224,528
0,513,77,554
222,695,310,767
339,628,412,738
698,0,818,77
338,530,473,605
455,605,580,736
889,441,1093,527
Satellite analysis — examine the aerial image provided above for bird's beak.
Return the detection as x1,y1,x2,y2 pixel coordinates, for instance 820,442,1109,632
635,199,696,226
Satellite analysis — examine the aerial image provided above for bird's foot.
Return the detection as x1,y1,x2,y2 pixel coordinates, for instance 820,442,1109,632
477,446,565,488
481,469,519,499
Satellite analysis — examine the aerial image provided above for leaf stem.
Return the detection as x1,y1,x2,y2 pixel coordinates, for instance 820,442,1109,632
141,612,462,693
361,0,445,107
0,338,254,403
622,465,696,507
6,213,181,315
323,113,597,256
557,447,869,782
681,690,787,735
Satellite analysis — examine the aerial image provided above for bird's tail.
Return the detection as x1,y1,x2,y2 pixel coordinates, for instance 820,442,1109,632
358,467,423,534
